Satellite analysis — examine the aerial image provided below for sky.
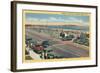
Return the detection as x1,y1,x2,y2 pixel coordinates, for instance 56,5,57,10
25,13,90,26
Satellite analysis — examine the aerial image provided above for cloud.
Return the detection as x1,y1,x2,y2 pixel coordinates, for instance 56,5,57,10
68,17,82,22
27,17,39,22
49,17,68,22
26,16,89,26
27,17,67,22
40,19,48,22
49,17,57,21
67,17,89,25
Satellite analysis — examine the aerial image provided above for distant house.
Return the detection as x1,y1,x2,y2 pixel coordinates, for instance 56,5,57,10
60,31,69,38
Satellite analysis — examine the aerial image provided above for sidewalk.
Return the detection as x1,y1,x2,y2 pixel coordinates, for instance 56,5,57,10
26,47,42,60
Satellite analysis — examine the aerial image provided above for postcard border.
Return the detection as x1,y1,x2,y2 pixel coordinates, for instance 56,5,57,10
22,10,91,63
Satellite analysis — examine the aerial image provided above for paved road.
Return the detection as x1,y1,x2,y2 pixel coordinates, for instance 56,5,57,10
25,28,89,59
47,42,89,58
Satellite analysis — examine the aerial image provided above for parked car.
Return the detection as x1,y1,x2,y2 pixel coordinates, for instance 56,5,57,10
32,44,44,54
62,34,74,41
42,40,50,48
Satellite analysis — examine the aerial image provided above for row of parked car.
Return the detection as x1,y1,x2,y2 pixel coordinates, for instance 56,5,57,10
73,33,89,46
25,37,62,59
